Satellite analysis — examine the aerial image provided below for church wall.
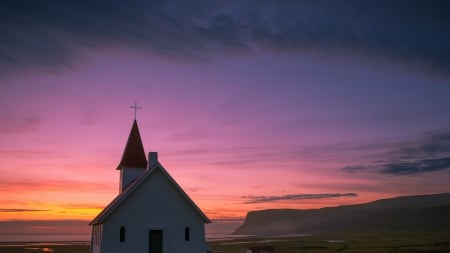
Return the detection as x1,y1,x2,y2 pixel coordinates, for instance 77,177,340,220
99,168,207,253
90,224,102,253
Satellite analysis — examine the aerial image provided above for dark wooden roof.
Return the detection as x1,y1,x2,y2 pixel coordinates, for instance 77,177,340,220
116,120,147,170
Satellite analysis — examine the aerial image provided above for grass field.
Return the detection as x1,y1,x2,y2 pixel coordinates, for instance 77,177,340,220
0,231,449,253
208,230,450,253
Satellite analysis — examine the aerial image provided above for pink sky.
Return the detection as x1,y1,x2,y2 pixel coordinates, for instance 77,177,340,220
1,51,449,224
1,1,450,238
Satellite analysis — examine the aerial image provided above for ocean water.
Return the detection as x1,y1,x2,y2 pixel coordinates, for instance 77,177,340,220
0,219,243,242
0,221,243,243
0,234,91,243
0,233,230,243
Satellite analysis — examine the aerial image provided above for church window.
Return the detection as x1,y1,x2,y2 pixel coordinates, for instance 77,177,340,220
120,226,126,242
184,227,190,241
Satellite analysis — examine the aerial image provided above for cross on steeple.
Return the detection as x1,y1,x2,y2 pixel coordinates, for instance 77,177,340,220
129,102,142,120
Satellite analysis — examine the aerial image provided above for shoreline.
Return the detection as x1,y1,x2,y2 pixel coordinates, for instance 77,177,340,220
0,241,90,246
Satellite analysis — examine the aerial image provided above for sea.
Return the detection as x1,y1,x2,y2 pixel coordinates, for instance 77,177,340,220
0,233,242,243
0,234,91,243
0,216,245,243
0,221,244,242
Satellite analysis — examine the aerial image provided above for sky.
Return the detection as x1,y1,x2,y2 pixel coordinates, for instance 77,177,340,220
1,0,450,239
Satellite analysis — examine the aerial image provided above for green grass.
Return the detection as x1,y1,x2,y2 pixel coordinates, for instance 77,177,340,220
208,230,450,253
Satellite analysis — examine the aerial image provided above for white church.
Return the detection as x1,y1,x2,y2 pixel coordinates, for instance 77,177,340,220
89,119,211,253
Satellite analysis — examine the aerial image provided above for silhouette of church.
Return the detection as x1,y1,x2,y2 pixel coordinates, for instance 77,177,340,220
89,119,210,253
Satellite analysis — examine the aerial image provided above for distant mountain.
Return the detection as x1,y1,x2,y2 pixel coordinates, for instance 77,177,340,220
233,193,450,235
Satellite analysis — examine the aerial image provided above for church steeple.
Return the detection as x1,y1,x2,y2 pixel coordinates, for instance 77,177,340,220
117,120,147,192
117,120,147,170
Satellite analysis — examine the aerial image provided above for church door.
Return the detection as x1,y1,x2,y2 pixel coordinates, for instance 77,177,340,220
148,230,163,253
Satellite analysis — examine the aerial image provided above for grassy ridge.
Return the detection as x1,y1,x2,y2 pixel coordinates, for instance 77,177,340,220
234,193,450,235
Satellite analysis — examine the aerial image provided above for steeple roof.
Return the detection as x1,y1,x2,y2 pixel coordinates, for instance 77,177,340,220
116,120,147,170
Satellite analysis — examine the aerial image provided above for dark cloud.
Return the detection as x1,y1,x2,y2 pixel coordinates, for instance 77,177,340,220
387,132,450,160
342,132,450,175
1,0,450,77
0,208,48,212
379,156,450,175
242,193,357,204
342,165,366,173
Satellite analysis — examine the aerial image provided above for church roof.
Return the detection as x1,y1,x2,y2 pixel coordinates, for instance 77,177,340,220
90,162,211,225
116,120,147,170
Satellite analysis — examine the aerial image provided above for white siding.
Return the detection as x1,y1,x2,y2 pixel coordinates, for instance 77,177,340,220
99,168,207,253
90,224,103,253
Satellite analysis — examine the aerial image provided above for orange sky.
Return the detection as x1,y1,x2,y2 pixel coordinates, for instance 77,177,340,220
1,114,448,223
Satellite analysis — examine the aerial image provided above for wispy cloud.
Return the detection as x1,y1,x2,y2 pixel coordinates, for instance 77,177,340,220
184,187,204,193
165,143,381,171
1,1,449,77
242,193,357,204
342,165,366,173
0,208,49,212
0,149,64,159
0,179,115,193
0,114,42,134
342,132,450,175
